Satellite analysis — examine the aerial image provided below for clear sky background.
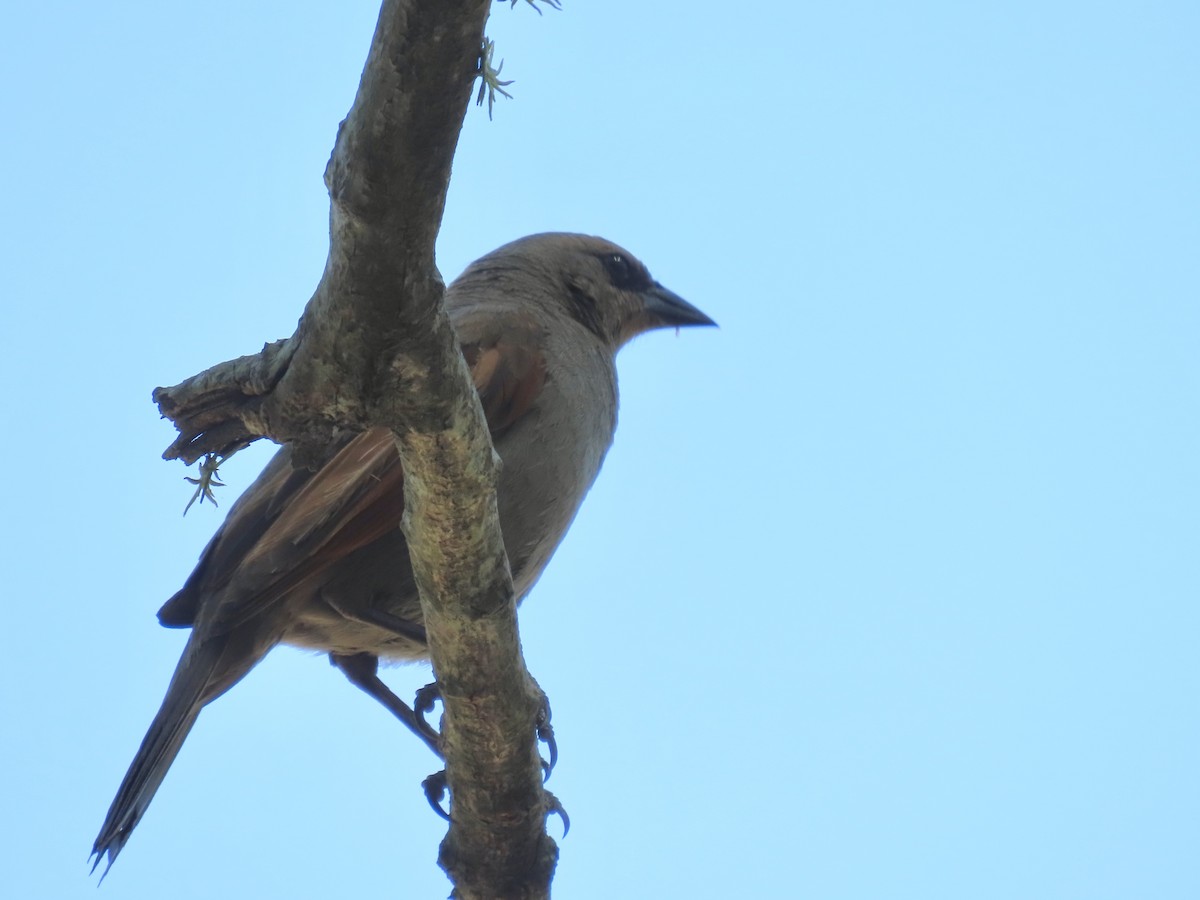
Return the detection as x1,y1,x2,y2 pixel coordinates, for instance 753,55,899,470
2,2,1197,898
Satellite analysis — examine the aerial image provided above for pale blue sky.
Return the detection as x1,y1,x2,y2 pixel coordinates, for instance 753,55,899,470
2,2,1197,898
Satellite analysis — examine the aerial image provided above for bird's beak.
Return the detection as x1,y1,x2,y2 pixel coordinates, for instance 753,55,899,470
642,282,717,329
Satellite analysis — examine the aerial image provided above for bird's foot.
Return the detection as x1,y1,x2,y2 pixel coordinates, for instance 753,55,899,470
535,692,557,780
545,789,570,837
414,681,442,733
423,770,450,820
415,678,556,779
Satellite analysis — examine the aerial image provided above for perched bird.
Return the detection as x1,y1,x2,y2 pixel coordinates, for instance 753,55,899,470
91,233,714,875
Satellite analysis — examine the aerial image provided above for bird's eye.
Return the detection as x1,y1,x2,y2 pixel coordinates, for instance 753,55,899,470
601,252,643,289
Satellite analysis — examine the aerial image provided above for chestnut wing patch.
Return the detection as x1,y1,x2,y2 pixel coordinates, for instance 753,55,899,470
463,339,548,437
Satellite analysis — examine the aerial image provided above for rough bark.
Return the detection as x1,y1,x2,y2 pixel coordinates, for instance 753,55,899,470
152,1,557,896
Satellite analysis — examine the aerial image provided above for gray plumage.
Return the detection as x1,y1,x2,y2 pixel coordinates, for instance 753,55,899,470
92,233,714,875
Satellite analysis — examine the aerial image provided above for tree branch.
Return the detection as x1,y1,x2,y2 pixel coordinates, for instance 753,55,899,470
152,1,557,895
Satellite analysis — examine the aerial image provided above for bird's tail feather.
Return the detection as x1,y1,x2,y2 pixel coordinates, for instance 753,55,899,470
90,630,267,879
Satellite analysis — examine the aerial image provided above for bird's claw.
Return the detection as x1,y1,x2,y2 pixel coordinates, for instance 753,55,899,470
545,790,570,837
422,770,450,821
536,694,557,780
414,681,442,732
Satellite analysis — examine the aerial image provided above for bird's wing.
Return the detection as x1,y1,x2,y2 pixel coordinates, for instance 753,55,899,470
157,329,547,634
463,335,547,437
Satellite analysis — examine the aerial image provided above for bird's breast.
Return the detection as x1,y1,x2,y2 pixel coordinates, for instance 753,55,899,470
494,348,617,599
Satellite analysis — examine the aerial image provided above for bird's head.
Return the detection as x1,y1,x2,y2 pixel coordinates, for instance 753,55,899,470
460,233,716,348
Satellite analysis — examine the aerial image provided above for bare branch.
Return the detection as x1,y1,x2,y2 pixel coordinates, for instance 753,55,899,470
152,0,558,895
153,338,293,464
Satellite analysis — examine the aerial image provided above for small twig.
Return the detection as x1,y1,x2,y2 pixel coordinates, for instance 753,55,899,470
509,0,562,13
475,38,513,119
182,453,227,515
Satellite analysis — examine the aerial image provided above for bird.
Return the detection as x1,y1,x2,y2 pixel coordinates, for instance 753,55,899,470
91,232,714,876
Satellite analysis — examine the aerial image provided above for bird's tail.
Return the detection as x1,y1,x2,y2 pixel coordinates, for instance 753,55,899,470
91,627,271,879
